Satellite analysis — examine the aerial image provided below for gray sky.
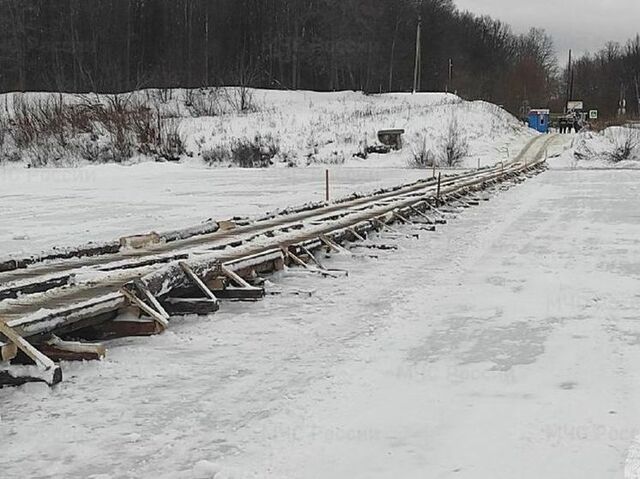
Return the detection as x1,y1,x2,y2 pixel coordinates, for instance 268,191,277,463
454,0,640,64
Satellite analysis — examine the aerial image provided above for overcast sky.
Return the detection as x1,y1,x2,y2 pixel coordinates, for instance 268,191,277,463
454,0,640,64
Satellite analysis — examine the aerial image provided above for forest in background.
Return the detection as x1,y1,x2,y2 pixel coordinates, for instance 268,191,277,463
0,0,637,119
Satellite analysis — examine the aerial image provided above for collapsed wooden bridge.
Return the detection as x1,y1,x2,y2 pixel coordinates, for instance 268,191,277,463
0,137,553,386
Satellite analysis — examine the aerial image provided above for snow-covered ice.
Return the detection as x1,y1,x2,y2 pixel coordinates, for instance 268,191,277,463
2,157,640,478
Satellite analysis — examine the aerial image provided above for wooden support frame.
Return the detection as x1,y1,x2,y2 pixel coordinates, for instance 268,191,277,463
373,217,400,233
393,211,414,225
409,205,435,224
134,279,171,320
281,247,339,278
215,264,265,300
319,234,351,254
220,264,259,289
179,262,219,303
0,320,62,385
120,287,169,329
374,217,419,239
348,227,366,241
301,245,348,276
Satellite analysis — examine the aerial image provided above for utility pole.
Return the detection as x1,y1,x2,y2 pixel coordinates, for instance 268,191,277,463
565,49,572,112
413,14,422,94
447,58,453,93
635,75,640,118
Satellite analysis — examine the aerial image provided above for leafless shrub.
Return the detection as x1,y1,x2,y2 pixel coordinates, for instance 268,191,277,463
606,128,640,163
0,113,7,153
185,88,223,117
231,134,279,168
408,134,436,168
24,140,68,168
156,119,185,161
202,144,232,165
227,86,257,113
439,116,469,167
4,93,185,166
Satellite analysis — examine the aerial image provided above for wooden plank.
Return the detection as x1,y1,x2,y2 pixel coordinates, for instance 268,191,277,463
0,320,62,385
162,297,220,315
373,217,399,233
120,288,169,329
409,205,435,224
211,287,265,300
348,228,366,241
300,245,324,269
0,274,72,301
94,318,165,338
178,262,219,302
284,248,339,278
283,247,309,269
134,279,171,320
393,211,414,225
39,336,106,361
220,264,258,290
319,235,350,254
301,245,348,276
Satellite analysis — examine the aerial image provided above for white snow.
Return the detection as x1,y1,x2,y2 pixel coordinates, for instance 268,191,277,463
0,89,535,259
0,164,430,258
2,159,640,478
555,125,640,169
0,88,533,168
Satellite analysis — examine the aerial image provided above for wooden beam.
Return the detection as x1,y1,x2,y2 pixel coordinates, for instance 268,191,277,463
0,320,62,385
134,280,171,320
179,262,219,302
319,234,350,254
282,247,338,278
162,297,220,315
409,205,435,224
393,211,414,225
220,264,259,290
207,287,264,300
0,274,72,301
301,245,348,276
348,228,366,241
94,318,165,338
39,336,106,361
120,288,169,329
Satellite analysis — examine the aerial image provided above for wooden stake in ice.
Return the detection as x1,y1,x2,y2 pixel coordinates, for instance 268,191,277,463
325,169,330,203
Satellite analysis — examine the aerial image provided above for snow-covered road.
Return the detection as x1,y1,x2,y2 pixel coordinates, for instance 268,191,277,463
3,164,640,478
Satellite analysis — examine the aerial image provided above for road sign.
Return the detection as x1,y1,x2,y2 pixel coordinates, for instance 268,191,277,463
589,110,598,119
567,101,584,111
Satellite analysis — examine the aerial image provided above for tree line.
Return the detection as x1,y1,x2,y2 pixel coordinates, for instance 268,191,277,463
1,0,635,120
570,36,640,119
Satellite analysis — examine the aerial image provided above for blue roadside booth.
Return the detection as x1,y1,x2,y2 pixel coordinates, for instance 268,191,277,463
527,109,550,133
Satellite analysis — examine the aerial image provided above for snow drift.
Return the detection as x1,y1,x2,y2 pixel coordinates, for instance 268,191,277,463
0,88,533,169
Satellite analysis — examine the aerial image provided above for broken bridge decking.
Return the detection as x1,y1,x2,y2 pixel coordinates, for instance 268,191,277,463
0,136,554,386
